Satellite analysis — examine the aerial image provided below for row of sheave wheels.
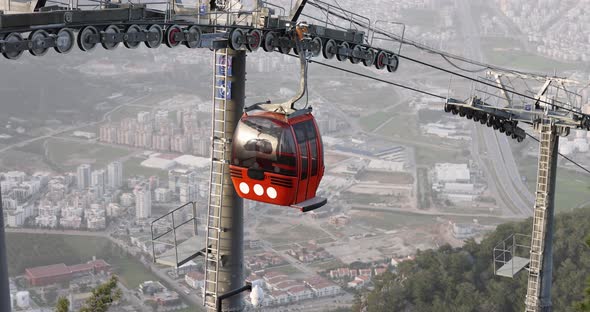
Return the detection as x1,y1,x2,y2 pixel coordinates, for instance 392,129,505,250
255,30,399,73
1,24,202,60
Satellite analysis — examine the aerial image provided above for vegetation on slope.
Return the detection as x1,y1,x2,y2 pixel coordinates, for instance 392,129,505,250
353,208,590,312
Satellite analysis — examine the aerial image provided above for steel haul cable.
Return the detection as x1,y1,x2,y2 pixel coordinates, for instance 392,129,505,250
302,56,590,175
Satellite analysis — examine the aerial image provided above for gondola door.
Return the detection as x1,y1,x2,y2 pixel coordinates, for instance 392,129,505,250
293,119,319,203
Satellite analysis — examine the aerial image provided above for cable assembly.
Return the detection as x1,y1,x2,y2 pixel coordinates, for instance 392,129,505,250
300,56,590,175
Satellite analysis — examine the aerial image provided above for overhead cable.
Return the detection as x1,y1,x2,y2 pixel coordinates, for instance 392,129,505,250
304,57,590,176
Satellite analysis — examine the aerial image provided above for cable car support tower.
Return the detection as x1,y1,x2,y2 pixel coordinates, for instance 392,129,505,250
446,73,590,312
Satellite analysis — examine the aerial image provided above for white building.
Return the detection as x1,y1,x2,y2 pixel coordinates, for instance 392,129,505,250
35,215,58,228
303,277,342,298
87,206,106,230
367,159,405,172
106,203,125,217
4,171,26,183
154,188,172,203
60,216,83,229
137,111,151,124
91,169,106,189
185,271,204,290
287,286,314,302
6,210,24,227
134,186,152,219
434,163,470,183
179,184,198,203
107,161,123,189
77,164,91,189
120,193,134,207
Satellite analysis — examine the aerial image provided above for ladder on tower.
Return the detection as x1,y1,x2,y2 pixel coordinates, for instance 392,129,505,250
203,46,231,309
525,120,555,312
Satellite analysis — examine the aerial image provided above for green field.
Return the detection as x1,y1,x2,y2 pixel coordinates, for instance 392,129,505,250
518,157,590,212
352,210,439,229
107,105,148,122
359,111,396,132
310,259,345,271
480,36,582,73
6,233,158,289
399,8,441,29
256,223,328,246
46,138,132,171
376,113,423,142
415,145,469,166
123,157,169,180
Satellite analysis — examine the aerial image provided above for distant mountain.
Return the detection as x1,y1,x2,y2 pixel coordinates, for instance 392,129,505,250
353,208,590,312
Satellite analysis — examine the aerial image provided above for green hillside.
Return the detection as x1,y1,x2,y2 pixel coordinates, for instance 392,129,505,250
354,208,590,312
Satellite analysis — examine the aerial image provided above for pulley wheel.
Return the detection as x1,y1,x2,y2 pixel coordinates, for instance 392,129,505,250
310,37,322,57
322,39,336,59
262,31,276,52
123,24,141,49
229,28,245,51
362,48,375,67
101,25,120,50
375,50,387,70
278,40,291,55
247,29,262,52
145,24,163,49
29,29,50,56
387,55,399,72
486,118,494,127
184,26,201,49
336,42,349,62
77,26,99,52
349,45,362,64
2,32,24,60
54,28,75,54
165,24,183,48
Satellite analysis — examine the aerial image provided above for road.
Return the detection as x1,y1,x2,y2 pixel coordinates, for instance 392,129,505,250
6,227,204,310
457,0,534,217
351,204,527,220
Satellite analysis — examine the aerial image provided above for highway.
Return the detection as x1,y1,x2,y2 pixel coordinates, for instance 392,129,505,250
457,0,534,217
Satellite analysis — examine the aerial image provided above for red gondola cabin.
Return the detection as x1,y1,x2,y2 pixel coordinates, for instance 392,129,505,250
230,109,326,212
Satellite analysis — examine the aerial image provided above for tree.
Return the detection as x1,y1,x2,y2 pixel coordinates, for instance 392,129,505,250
55,276,122,312
55,297,69,312
79,275,122,312
574,236,590,312
354,208,590,312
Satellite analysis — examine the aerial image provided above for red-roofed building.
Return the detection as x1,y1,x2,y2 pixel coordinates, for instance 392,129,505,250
266,275,290,286
359,268,372,276
25,264,71,286
329,267,358,279
347,275,371,289
272,280,302,292
270,290,289,305
263,271,287,281
303,277,342,297
375,267,388,275
288,285,313,302
25,259,111,286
